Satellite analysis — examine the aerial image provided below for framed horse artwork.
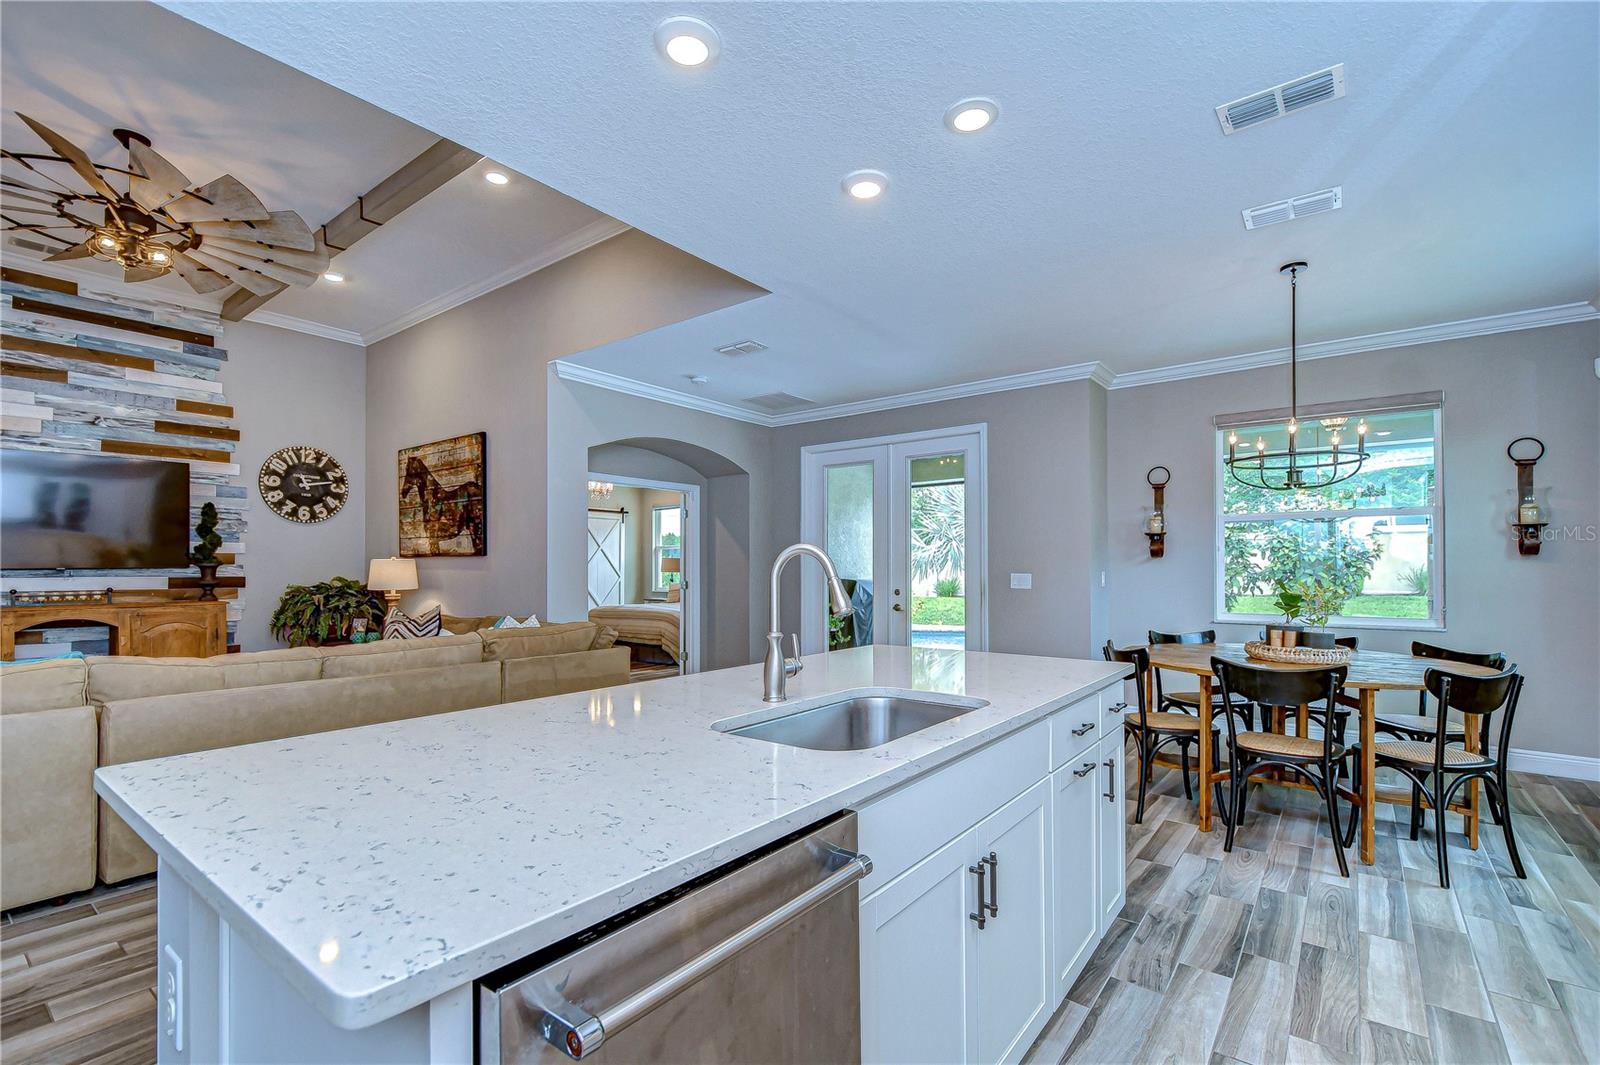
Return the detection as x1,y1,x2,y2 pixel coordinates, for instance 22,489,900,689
397,432,488,557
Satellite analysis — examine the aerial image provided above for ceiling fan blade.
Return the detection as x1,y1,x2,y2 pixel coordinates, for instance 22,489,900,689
126,141,191,212
164,175,270,223
0,171,65,197
192,210,314,251
204,235,330,274
0,186,59,208
123,264,168,284
2,151,81,195
196,241,319,287
14,112,120,201
184,247,281,296
43,239,97,261
171,252,234,295
0,202,59,217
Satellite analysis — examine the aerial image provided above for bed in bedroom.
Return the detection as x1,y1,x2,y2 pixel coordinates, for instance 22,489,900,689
588,602,680,667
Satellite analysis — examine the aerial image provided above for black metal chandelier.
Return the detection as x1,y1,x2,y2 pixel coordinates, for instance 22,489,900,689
1225,262,1368,490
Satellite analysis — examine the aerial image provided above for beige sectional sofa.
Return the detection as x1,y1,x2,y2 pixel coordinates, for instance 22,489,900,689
0,620,629,910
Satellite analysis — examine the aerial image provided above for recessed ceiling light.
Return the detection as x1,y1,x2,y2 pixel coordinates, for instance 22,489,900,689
655,16,720,67
484,170,510,186
842,169,888,200
322,271,345,284
944,97,998,133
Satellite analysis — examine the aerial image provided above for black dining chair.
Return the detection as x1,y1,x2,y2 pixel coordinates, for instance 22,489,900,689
1148,629,1253,730
1373,641,1507,744
1213,657,1360,877
1355,665,1526,888
1103,642,1226,823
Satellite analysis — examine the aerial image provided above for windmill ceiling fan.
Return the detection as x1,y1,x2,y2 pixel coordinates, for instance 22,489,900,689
1,112,327,302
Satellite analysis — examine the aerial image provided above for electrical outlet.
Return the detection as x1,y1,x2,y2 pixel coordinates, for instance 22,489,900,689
162,943,185,1052
1009,572,1032,590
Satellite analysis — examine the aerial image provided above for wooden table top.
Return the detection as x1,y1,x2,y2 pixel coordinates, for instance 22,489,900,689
1142,642,1500,692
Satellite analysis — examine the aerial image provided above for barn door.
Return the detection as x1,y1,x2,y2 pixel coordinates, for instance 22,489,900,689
587,510,625,607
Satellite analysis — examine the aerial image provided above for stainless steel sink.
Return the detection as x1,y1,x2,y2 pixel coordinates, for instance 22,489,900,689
727,694,987,751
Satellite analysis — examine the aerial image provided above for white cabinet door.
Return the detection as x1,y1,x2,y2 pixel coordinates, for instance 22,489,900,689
1095,735,1127,935
861,828,979,1065
974,780,1052,1065
1051,755,1100,1003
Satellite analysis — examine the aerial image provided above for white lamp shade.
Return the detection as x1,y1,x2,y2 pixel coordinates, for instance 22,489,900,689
368,557,418,592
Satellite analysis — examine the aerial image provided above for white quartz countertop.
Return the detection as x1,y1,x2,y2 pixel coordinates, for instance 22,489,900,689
94,646,1126,1029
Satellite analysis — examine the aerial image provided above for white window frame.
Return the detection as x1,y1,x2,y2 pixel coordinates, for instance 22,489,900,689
651,504,682,594
1213,403,1446,631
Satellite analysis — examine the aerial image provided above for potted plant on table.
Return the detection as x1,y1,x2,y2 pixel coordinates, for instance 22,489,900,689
1291,577,1349,649
1266,580,1305,647
270,577,384,647
188,502,224,601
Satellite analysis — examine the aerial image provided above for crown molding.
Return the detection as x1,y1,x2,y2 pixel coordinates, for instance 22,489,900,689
552,299,1598,429
1108,300,1600,389
242,310,365,347
362,219,632,346
551,360,774,426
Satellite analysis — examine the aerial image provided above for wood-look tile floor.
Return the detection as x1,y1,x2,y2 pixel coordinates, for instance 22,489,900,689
1026,760,1600,1065
2,764,1595,1064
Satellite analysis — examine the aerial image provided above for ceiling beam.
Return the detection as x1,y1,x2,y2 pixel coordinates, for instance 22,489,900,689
222,138,482,322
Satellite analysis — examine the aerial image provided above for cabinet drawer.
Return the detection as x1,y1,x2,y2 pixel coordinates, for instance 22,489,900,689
856,720,1049,898
1049,693,1104,769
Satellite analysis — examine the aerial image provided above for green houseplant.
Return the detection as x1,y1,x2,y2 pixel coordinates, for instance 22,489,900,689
1264,579,1305,645
1290,577,1350,649
188,501,224,601
270,576,384,647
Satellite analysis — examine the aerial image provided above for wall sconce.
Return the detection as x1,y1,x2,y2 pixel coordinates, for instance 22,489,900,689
1144,466,1169,558
1507,437,1548,556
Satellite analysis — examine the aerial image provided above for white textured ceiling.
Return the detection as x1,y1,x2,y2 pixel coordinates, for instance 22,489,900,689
1,2,617,341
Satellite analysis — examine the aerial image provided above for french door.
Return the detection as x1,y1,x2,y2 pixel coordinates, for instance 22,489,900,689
800,426,986,654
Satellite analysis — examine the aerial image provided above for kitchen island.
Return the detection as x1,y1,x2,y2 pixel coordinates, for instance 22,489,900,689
95,645,1129,1064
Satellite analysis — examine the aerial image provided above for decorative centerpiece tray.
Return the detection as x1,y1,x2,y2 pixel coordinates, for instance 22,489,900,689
1244,640,1353,665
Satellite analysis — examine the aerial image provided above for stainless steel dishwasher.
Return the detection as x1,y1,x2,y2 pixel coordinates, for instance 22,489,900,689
477,813,870,1063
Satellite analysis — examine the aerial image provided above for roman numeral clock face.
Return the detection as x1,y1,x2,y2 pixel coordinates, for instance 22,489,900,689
259,445,348,523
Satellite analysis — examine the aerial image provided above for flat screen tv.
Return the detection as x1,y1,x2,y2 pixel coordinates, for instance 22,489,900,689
1,451,191,570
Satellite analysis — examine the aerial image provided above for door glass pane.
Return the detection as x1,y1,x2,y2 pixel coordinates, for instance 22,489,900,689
825,462,874,649
908,453,966,650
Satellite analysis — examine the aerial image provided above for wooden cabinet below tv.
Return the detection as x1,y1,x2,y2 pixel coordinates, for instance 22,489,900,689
1,601,227,660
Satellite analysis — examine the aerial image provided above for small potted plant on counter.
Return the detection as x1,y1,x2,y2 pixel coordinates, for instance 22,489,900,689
270,577,384,647
1266,580,1305,647
188,502,224,601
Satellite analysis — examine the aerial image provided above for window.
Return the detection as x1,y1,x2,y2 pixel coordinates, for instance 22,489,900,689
1216,404,1443,628
651,505,682,592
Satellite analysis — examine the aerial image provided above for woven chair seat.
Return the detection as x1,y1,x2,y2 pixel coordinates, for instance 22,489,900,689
1127,712,1216,733
1372,741,1491,768
1235,731,1328,759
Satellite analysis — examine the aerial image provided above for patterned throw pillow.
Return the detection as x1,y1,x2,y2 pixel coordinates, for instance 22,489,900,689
383,604,442,640
593,625,619,650
491,615,540,629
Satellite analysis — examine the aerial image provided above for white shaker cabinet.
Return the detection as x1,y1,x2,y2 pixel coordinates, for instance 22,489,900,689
1095,730,1127,935
974,780,1052,1065
1050,752,1101,1000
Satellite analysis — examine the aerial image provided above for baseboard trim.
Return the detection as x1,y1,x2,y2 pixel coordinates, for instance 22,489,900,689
1505,748,1600,782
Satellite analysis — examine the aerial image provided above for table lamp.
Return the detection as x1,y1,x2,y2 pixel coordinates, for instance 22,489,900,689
368,557,418,608
661,556,681,602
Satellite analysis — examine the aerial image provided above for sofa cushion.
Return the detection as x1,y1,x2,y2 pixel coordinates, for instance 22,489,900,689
502,647,631,701
318,632,485,678
1,656,89,713
86,657,225,706
1,704,97,909
441,614,499,634
480,621,598,662
96,660,505,883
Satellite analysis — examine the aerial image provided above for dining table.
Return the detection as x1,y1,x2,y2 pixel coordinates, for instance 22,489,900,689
1141,641,1501,865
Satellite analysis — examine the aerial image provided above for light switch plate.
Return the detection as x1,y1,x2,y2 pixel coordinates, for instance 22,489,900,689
1009,572,1032,590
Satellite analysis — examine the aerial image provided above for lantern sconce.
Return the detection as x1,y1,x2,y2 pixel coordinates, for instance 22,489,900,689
1507,437,1549,556
1144,466,1170,558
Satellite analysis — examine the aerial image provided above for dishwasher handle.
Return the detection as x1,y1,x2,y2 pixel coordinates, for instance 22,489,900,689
541,846,873,1059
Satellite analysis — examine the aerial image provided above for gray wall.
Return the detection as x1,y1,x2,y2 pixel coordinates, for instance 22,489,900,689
221,321,367,650
1104,321,1600,761
767,380,1110,659
550,383,772,669
363,228,764,620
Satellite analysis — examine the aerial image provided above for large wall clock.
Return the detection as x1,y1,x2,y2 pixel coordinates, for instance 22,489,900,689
259,445,349,523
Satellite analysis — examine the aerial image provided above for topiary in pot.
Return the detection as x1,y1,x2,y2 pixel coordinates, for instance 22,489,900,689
270,576,384,647
188,501,224,600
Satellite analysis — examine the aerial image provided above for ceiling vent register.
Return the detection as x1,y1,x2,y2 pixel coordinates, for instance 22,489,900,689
715,340,768,357
1217,64,1346,135
1242,186,1342,230
742,391,814,413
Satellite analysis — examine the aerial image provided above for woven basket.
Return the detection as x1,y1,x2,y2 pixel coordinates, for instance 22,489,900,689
1243,640,1353,666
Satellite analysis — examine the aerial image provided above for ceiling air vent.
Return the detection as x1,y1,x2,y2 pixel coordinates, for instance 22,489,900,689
742,391,814,413
715,339,768,357
1217,64,1345,135
1242,186,1342,230
5,234,58,255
